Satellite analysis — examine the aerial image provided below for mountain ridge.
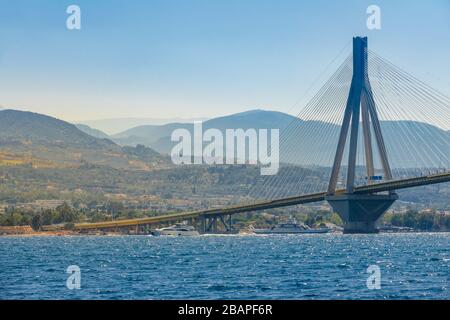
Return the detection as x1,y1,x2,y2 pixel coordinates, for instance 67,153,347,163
108,109,450,168
0,109,117,148
76,124,111,139
1,108,448,169
0,109,165,170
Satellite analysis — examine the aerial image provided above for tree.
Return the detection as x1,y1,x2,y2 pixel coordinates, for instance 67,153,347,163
328,213,343,226
41,209,54,225
55,202,79,223
403,210,417,228
64,222,75,230
416,212,434,230
90,212,108,222
391,214,404,227
106,201,124,214
10,212,23,226
31,215,42,231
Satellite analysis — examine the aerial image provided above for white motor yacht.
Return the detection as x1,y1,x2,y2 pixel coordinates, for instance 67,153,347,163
152,223,200,236
251,218,330,234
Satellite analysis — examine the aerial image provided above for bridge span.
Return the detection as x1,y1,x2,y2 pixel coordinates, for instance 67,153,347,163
41,171,450,232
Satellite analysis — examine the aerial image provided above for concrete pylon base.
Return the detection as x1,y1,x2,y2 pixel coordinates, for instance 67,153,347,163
326,193,398,234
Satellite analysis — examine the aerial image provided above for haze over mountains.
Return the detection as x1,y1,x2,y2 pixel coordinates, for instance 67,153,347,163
79,117,208,135
110,110,294,154
1,109,449,169
0,109,166,170
0,110,115,148
75,124,111,139
91,109,448,169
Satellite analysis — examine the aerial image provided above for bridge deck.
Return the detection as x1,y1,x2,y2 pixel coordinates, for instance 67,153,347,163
41,172,450,231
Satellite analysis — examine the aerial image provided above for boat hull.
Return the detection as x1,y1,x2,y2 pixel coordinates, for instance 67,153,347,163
152,230,200,236
253,229,330,235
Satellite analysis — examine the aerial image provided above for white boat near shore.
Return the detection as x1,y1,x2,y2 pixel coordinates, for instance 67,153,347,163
151,223,200,236
250,218,330,235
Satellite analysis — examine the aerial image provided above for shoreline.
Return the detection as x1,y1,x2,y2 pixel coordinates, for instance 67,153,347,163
1,230,449,237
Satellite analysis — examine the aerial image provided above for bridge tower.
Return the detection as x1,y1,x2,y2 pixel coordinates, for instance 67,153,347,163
326,37,398,234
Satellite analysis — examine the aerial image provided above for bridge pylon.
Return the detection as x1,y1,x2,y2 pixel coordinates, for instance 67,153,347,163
326,37,398,234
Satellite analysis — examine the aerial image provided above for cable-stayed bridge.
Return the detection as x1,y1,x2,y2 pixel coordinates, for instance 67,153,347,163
44,37,450,234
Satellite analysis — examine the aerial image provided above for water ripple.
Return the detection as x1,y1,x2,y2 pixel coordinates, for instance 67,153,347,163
0,233,449,299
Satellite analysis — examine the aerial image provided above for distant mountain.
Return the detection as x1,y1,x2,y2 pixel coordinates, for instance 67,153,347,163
112,109,450,168
76,124,110,139
79,116,208,135
205,109,296,130
113,110,295,148
3,109,445,170
0,110,115,148
113,123,192,146
0,109,166,170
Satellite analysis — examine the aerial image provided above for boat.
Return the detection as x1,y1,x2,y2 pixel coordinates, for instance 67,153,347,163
251,218,330,234
151,223,200,236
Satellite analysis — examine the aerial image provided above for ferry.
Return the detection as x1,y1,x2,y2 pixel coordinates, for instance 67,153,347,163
152,223,200,236
251,218,330,235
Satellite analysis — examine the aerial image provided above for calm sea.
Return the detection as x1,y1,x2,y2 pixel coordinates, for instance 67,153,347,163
0,233,449,299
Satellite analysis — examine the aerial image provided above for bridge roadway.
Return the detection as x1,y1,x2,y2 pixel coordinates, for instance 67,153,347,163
42,172,450,231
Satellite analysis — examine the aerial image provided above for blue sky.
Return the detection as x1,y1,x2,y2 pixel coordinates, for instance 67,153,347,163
0,0,449,122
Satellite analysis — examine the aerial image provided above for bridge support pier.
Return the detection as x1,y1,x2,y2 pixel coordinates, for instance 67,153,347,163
326,193,398,233
198,215,233,234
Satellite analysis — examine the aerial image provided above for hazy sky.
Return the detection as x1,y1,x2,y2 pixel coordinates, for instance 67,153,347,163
0,0,449,122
